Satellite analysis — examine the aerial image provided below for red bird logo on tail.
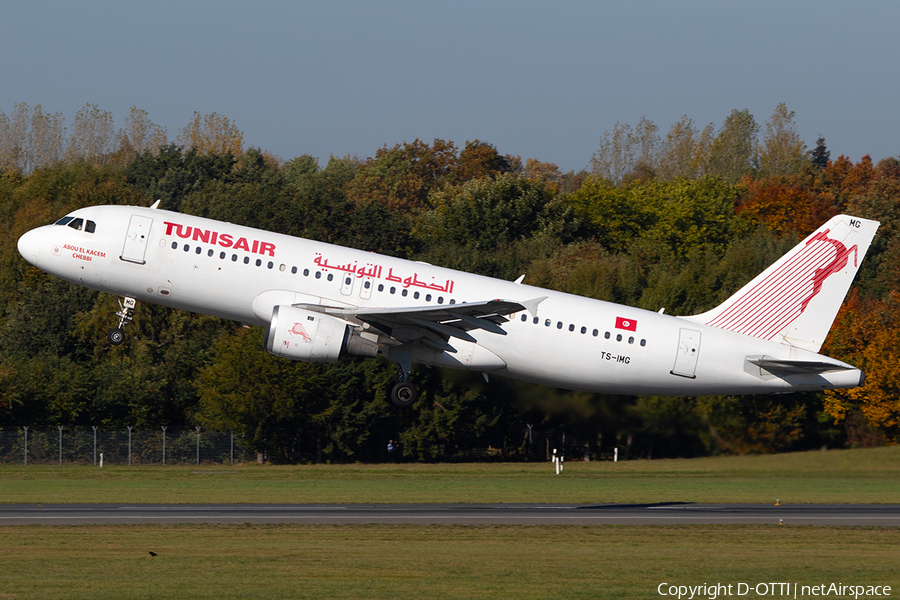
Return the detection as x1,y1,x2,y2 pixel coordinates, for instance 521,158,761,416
799,229,858,313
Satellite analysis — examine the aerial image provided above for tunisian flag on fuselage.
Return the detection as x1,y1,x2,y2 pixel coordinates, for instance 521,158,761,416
615,316,637,332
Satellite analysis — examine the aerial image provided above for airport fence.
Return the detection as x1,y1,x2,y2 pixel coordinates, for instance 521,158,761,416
0,427,250,466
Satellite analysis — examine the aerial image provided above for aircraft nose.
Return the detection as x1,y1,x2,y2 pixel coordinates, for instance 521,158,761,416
17,228,42,264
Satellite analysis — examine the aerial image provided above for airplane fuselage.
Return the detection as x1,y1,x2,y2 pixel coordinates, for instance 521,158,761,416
17,205,865,397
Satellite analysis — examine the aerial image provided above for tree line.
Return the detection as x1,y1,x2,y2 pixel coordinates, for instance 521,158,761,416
1,102,898,462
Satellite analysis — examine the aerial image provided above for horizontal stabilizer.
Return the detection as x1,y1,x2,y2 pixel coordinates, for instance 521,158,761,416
747,357,854,376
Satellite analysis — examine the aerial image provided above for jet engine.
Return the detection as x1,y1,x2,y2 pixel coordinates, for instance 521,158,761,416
264,305,350,363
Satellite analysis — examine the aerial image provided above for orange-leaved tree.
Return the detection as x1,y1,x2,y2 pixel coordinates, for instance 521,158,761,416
823,290,900,445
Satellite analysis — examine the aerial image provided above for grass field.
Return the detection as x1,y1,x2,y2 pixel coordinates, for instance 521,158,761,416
1,445,899,504
1,447,898,599
0,524,898,599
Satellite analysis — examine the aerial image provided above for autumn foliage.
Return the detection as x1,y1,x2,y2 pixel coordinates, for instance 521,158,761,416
2,102,900,460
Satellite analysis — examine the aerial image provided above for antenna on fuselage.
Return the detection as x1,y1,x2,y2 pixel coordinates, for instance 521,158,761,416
150,199,161,209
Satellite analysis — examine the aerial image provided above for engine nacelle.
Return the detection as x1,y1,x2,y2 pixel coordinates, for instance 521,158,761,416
264,305,349,363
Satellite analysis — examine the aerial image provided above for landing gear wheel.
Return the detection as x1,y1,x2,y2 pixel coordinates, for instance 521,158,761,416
390,381,418,408
108,328,125,345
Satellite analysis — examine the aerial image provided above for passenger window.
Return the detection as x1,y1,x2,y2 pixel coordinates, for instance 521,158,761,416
413,291,420,299
291,266,297,274
545,319,551,327
402,289,408,297
207,249,213,257
580,326,586,334
183,244,189,252
425,294,431,302
303,269,309,276
244,257,250,264
604,332,611,339
533,317,539,324
315,272,322,279
267,262,274,269
556,321,563,329
592,329,599,337
220,252,226,259
521,314,527,322
616,334,622,342
231,254,238,261
172,242,178,250
640,339,646,347
327,273,333,281
195,247,202,255
378,284,384,292
279,264,285,272
628,336,634,344
255,259,262,267
390,287,396,294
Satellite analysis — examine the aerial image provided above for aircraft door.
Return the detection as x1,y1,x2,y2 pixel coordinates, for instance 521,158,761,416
671,328,701,378
120,215,153,265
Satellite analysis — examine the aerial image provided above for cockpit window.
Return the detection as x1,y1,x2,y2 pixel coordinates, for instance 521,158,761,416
54,216,95,233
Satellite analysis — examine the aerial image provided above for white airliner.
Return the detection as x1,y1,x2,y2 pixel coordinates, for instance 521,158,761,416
16,202,878,406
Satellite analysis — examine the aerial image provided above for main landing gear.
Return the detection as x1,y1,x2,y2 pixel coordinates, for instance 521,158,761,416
108,297,136,346
390,366,418,408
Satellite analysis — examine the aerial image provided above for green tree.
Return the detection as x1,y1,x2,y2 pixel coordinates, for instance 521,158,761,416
65,103,116,166
590,118,661,185
809,136,830,170
416,173,570,252
704,108,759,182
196,327,332,462
124,144,236,213
655,115,715,181
757,102,808,176
346,138,457,212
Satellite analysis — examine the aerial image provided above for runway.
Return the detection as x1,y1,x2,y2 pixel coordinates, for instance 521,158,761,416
1,503,898,526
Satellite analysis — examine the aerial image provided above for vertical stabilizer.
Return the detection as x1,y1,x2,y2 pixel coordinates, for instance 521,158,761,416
684,214,879,352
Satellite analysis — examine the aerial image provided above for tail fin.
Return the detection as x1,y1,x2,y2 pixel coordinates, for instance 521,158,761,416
685,214,879,352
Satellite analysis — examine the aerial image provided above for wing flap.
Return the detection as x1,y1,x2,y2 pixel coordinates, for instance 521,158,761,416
296,298,543,345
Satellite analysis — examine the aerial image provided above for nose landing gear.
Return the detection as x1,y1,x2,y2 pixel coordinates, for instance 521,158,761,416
108,297,136,346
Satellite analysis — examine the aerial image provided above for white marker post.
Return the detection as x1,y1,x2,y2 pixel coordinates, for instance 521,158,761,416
99,452,103,468
552,449,564,474
614,447,618,463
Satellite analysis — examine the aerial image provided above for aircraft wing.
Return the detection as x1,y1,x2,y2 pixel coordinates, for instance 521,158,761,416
296,298,545,345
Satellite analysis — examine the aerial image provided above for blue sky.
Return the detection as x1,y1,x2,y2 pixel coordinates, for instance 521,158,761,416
2,1,897,172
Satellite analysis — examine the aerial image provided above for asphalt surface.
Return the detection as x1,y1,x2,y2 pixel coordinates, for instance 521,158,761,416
1,503,898,526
